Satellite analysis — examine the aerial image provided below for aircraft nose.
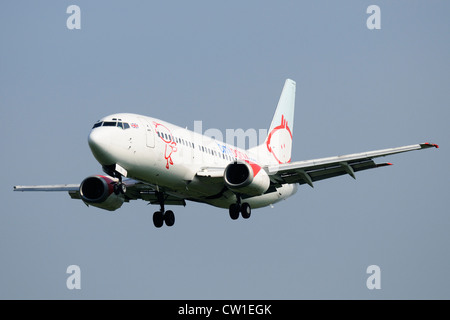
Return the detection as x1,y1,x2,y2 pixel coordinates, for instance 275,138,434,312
88,129,104,151
88,129,113,165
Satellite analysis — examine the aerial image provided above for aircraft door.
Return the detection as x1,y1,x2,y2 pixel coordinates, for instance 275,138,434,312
140,118,155,148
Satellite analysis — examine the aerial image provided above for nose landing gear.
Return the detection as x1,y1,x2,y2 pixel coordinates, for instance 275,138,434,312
103,164,127,195
113,182,126,195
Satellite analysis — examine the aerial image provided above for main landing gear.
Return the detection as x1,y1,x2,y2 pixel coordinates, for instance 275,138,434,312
229,195,251,220
152,191,175,228
153,210,175,228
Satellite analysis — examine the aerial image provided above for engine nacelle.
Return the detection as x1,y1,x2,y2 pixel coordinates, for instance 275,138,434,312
79,175,124,211
224,161,270,196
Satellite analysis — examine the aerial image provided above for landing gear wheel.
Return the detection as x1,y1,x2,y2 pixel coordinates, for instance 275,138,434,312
241,203,251,219
113,184,120,195
229,203,240,220
113,183,126,195
153,211,164,228
164,210,175,227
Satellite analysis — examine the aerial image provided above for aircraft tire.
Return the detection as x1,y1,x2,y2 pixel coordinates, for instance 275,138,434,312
113,184,120,195
153,211,164,228
229,204,240,220
113,183,126,195
164,210,175,227
241,203,251,219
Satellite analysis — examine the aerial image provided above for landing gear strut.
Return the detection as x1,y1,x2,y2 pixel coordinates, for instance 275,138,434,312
152,191,175,228
228,194,251,220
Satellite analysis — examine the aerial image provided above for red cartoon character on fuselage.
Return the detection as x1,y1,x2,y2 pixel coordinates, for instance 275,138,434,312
153,122,177,169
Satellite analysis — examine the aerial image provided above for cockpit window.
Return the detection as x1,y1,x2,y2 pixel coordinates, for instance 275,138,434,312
92,121,131,130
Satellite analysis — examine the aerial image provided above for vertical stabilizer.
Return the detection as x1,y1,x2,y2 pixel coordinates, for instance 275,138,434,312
249,79,296,165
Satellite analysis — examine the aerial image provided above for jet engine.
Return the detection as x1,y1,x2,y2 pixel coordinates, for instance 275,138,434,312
224,161,270,196
79,175,124,211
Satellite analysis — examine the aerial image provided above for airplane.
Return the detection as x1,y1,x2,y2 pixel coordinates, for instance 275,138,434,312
14,79,438,228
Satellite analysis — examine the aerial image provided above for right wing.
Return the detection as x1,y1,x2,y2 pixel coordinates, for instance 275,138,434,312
266,142,439,187
14,184,81,199
14,185,80,192
13,178,186,206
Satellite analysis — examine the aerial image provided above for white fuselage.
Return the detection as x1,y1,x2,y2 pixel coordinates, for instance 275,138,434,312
88,113,297,209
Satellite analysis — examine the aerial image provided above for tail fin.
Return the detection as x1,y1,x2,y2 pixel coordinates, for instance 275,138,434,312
250,79,296,165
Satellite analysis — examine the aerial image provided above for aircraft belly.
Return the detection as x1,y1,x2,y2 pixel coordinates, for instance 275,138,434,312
203,184,298,209
185,175,225,197
129,161,224,198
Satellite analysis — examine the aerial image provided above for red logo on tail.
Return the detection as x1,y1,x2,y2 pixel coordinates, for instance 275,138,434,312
266,115,292,164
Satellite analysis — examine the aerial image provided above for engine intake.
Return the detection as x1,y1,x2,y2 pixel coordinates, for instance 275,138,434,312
79,175,124,211
80,176,111,203
225,162,251,186
224,161,270,196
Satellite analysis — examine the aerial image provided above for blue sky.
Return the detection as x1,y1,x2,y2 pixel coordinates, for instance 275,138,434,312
1,1,448,299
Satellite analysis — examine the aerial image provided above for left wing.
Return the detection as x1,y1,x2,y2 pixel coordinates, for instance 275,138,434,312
266,142,438,188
